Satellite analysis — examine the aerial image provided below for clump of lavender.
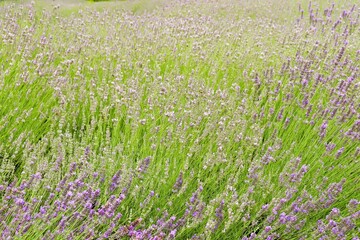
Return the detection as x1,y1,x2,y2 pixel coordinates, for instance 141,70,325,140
0,0,360,239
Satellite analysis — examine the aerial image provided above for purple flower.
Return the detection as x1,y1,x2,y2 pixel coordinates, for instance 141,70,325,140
192,211,200,217
98,208,106,216
267,215,275,223
103,223,115,238
300,165,308,173
24,213,31,221
326,143,336,152
320,121,328,138
292,203,301,213
328,219,337,228
213,200,224,231
215,200,224,218
288,215,297,222
110,171,121,192
105,211,114,219
40,206,47,214
69,162,77,173
249,233,256,240
15,198,25,206
262,204,269,210
138,157,151,173
272,208,278,215
93,189,100,197
173,172,183,192
349,199,359,208
336,147,344,159
169,229,177,238
279,212,287,224
114,213,122,221
302,79,308,87
331,226,344,237
317,220,325,233
89,209,95,218
331,208,340,216
190,193,198,204
66,191,73,198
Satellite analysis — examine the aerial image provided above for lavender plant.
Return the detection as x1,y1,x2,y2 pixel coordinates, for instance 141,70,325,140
0,0,359,239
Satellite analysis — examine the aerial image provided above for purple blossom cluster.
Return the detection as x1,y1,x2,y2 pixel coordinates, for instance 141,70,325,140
0,157,205,239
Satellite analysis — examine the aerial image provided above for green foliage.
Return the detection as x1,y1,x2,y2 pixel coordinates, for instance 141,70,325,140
0,0,359,238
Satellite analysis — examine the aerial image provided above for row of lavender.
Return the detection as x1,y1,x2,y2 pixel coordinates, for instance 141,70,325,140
0,0,359,239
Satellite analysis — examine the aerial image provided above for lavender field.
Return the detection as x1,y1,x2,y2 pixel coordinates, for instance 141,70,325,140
0,0,359,239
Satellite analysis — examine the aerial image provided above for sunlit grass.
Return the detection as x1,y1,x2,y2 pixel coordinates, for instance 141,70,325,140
0,0,359,239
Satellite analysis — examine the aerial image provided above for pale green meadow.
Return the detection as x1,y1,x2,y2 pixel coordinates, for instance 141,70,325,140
0,0,359,239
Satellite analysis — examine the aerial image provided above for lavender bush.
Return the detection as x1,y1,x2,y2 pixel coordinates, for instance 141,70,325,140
0,0,359,239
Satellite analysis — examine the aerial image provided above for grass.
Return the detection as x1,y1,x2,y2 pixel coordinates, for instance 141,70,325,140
0,0,359,239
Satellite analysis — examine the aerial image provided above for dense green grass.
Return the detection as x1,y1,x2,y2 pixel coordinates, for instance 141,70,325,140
0,0,359,239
